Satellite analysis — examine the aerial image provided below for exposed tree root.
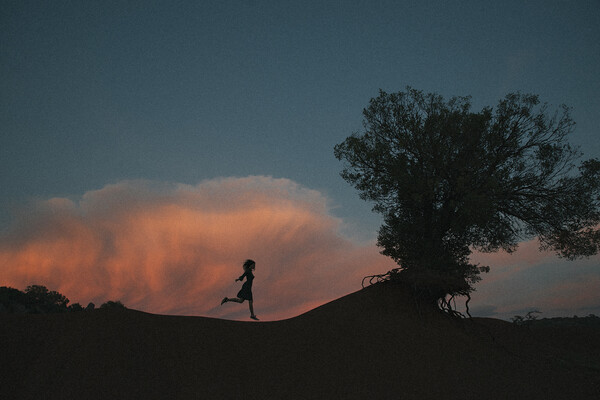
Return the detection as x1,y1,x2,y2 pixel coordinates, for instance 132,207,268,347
361,268,402,288
362,268,472,319
438,294,470,319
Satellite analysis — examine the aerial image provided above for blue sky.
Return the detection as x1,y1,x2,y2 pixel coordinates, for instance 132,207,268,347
1,1,599,319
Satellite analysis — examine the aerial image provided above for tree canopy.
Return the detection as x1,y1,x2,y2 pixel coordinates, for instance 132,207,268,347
334,87,600,310
0,285,125,314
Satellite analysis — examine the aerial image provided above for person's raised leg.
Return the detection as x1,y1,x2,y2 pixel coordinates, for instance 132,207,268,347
222,297,244,304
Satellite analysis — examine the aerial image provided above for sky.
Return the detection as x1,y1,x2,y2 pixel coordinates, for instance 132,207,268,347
1,0,599,320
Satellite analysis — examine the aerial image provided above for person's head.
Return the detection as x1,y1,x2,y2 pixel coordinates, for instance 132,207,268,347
243,259,256,271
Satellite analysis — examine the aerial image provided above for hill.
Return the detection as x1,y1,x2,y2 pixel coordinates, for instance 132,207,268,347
1,281,598,399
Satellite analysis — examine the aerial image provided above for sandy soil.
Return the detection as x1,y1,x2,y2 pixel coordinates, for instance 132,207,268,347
1,282,598,399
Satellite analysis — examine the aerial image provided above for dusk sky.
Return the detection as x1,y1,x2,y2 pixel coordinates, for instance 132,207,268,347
1,1,599,320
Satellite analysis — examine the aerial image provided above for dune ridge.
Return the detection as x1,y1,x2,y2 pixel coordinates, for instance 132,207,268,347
1,282,598,399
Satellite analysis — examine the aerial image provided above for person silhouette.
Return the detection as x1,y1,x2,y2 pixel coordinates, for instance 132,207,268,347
221,259,258,320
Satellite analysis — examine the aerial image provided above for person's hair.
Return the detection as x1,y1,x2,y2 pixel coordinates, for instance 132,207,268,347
243,259,255,271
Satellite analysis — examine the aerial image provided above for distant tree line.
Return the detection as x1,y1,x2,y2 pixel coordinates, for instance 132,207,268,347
511,311,599,327
0,285,125,314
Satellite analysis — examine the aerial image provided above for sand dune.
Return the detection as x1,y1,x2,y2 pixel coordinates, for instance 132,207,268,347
1,282,598,399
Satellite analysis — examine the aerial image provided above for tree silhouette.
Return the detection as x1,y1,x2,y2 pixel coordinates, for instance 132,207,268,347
100,300,126,310
335,87,600,312
24,285,70,313
0,286,27,313
0,285,126,314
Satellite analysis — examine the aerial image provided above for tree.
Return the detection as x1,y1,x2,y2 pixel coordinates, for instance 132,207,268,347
0,286,27,313
334,87,600,312
25,285,70,313
100,300,126,310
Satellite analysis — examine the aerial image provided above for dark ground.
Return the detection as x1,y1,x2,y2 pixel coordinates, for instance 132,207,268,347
1,282,599,399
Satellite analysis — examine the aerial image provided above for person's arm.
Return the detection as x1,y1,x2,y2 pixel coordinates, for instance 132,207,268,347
236,271,247,282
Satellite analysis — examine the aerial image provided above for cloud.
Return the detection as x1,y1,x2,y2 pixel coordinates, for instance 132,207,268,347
467,241,600,319
469,304,498,318
2,176,598,321
0,177,391,320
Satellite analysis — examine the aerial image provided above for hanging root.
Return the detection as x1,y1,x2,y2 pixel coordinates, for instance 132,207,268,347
361,268,402,288
465,293,472,318
439,296,462,318
438,293,472,319
362,268,473,319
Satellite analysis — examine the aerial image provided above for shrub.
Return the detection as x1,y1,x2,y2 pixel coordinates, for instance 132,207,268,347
100,300,126,310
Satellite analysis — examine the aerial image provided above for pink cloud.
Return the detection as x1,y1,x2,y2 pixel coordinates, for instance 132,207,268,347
467,239,600,318
2,176,597,320
0,177,390,320
469,239,556,286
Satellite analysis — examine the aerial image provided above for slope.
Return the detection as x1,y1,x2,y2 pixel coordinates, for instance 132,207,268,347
1,281,598,399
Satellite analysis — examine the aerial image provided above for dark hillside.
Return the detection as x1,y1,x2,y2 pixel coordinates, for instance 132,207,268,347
1,282,598,399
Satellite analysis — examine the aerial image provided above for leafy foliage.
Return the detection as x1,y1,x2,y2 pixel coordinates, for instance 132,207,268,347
100,300,127,310
335,87,600,307
518,313,600,328
24,285,70,313
511,310,542,325
0,285,125,314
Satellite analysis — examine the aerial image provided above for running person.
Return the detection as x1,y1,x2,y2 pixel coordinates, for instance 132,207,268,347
221,259,258,320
